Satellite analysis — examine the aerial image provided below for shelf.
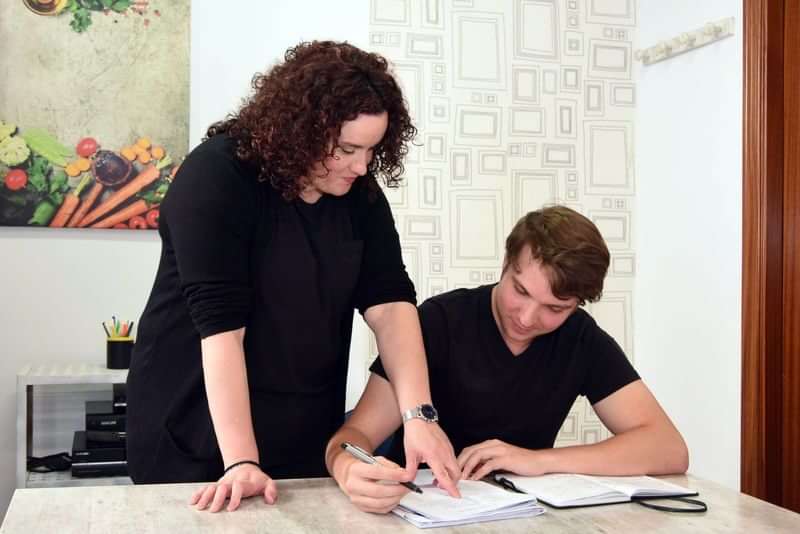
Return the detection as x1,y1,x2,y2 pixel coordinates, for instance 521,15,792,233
17,362,130,489
18,362,128,386
26,470,132,489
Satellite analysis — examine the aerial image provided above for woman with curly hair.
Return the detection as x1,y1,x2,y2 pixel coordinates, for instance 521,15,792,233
126,41,460,511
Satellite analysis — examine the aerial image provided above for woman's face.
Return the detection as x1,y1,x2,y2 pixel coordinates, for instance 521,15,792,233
299,112,389,203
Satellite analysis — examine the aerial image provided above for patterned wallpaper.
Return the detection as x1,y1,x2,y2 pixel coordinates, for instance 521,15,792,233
362,0,637,447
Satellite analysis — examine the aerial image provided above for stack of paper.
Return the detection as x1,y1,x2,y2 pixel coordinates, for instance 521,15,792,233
393,470,545,529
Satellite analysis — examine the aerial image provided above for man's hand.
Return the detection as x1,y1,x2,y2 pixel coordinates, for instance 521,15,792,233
189,463,278,512
332,453,413,514
458,439,546,480
403,420,462,497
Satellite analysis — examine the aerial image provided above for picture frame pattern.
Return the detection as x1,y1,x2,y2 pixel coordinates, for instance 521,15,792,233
365,0,637,447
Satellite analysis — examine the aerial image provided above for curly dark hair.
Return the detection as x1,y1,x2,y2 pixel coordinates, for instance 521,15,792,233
504,206,610,305
206,40,417,199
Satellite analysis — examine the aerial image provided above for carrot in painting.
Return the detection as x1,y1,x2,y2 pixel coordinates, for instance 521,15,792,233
128,215,148,229
49,174,93,228
90,200,152,229
78,155,171,228
67,180,103,227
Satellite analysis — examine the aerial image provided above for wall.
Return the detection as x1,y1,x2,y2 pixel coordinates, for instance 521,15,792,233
350,0,639,449
635,0,743,490
0,0,369,517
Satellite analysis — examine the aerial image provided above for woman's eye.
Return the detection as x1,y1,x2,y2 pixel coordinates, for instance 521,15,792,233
548,306,563,313
338,146,355,155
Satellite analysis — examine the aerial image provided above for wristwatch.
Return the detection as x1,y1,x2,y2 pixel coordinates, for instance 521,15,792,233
402,403,439,424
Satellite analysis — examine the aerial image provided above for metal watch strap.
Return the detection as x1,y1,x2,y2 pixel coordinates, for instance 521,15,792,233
402,407,419,423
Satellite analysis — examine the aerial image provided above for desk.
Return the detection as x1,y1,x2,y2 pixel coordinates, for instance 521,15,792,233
2,474,799,533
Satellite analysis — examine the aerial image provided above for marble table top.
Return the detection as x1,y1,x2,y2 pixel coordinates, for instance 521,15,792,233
2,474,800,533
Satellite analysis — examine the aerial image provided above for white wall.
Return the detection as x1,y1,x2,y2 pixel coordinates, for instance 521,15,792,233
635,0,743,491
189,1,370,148
0,0,369,517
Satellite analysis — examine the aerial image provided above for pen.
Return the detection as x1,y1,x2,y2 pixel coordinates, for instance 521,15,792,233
494,475,524,494
340,442,423,494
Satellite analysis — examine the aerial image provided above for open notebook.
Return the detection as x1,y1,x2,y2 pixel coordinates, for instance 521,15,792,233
393,470,545,529
495,473,697,508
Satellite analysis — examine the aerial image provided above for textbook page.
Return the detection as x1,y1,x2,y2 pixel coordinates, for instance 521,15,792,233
587,475,695,498
503,474,626,506
501,473,694,507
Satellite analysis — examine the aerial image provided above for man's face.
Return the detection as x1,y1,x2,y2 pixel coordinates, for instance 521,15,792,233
492,246,579,352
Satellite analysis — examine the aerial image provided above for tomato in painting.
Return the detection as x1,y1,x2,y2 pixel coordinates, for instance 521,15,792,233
4,169,27,191
76,137,99,158
145,208,159,228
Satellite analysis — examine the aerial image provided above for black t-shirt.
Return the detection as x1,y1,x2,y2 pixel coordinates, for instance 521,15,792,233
371,284,639,462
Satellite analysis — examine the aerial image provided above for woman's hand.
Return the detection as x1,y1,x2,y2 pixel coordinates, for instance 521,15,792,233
403,420,462,497
458,439,545,481
332,453,413,514
189,463,278,512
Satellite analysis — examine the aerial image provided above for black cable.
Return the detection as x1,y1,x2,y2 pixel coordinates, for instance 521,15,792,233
27,452,72,472
633,496,708,513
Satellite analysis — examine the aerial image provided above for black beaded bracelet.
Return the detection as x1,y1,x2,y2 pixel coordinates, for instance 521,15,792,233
223,460,261,475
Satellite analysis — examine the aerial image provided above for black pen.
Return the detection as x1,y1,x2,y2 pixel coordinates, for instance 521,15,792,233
340,442,423,494
494,474,524,493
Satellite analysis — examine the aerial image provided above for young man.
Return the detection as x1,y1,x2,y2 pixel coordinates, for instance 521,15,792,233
326,206,689,514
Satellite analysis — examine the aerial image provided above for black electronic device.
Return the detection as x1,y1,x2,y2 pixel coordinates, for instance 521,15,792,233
85,401,126,431
113,383,127,413
85,430,126,448
72,431,126,463
71,460,128,478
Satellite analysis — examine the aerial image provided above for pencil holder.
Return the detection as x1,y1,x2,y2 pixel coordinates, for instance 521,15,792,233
107,338,134,369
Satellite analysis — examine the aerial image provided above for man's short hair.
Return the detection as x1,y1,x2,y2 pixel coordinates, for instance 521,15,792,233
504,206,610,305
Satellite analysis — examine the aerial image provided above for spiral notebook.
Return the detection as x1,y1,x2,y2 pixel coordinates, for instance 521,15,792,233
392,470,545,529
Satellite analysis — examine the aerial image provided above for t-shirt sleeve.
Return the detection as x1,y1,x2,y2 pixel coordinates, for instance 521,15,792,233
368,297,449,381
352,183,416,314
160,144,256,339
579,322,640,405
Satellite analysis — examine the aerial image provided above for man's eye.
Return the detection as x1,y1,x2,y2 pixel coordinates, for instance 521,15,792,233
514,285,525,295
548,306,564,313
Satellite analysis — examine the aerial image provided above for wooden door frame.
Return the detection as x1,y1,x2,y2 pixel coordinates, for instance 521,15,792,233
741,0,799,511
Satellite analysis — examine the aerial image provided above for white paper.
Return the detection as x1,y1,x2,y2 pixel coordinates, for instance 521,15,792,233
503,474,618,506
393,469,545,527
589,475,694,498
502,473,693,507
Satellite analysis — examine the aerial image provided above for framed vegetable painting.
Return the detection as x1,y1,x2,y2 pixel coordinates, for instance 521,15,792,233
0,0,189,229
